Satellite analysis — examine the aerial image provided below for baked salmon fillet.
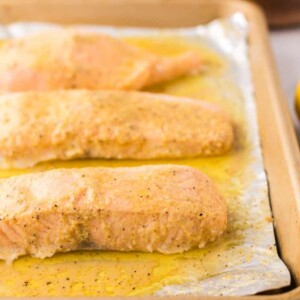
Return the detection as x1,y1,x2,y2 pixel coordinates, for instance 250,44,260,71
0,30,202,92
0,90,234,168
0,165,227,261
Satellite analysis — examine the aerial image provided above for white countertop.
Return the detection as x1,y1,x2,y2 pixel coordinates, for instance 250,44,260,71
270,28,300,140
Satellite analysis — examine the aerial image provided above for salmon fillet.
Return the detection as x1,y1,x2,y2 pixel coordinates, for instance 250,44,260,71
0,90,234,168
0,165,227,261
0,30,202,92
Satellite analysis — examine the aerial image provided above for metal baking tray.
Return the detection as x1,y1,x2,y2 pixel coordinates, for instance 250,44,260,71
0,0,299,299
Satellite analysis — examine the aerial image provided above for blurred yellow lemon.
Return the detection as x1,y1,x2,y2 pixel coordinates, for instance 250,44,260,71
295,82,300,119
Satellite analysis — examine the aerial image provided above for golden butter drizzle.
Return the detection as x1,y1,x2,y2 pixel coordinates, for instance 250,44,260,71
0,36,259,296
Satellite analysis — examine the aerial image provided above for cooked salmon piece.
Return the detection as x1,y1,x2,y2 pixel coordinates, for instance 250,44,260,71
0,30,202,92
0,165,227,261
0,90,234,168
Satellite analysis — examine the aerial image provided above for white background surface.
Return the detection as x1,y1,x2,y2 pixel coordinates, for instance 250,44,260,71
270,28,300,140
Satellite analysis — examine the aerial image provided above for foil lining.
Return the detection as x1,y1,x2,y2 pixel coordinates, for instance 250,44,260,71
0,13,291,296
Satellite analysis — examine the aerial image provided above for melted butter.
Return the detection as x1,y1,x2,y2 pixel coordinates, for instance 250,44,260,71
0,36,254,296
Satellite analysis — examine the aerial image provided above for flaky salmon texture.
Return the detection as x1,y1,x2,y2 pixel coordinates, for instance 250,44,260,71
0,165,227,262
0,90,234,168
0,30,202,92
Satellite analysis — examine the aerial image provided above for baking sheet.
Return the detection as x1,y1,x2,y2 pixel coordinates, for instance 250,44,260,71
0,14,291,296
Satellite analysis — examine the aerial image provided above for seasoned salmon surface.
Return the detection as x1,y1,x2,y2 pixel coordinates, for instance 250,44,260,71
0,165,227,261
0,30,202,92
0,90,234,168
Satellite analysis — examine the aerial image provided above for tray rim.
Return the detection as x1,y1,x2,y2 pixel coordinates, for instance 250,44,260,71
0,0,299,299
